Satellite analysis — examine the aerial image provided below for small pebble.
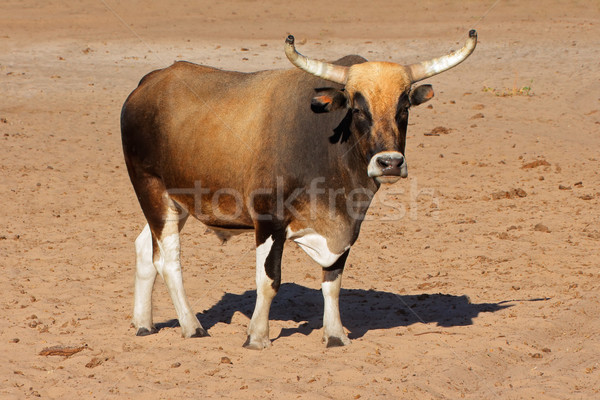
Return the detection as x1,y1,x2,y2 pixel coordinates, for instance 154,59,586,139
534,223,550,233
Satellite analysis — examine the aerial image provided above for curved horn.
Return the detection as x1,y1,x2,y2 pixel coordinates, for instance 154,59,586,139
285,35,349,85
407,30,478,83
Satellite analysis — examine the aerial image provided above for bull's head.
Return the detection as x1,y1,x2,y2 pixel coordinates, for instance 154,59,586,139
285,31,477,184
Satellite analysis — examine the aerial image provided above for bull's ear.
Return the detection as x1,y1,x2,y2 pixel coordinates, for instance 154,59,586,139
409,84,434,106
311,88,348,113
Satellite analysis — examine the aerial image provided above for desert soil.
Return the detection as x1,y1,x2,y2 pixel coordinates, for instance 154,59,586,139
1,0,599,398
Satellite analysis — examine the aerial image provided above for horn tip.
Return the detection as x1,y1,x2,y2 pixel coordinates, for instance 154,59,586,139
286,35,295,45
468,29,477,38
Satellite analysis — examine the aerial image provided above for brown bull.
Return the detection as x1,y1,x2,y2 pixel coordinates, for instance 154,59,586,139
121,31,477,348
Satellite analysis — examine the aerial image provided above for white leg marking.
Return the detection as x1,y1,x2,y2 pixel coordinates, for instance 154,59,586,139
286,228,344,267
322,269,350,347
132,224,157,332
155,208,205,338
245,236,276,349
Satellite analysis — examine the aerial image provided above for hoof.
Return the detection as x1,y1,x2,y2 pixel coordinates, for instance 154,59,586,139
136,327,157,336
325,336,351,348
190,327,210,338
242,335,271,350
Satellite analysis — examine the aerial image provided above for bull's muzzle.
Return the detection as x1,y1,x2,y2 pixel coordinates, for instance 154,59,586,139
368,151,408,184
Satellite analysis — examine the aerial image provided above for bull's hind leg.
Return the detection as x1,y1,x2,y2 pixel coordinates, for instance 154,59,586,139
132,224,158,335
127,167,207,338
152,201,208,338
322,250,351,347
244,226,285,349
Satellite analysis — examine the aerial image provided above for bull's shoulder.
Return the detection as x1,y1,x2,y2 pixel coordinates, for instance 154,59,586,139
332,55,368,67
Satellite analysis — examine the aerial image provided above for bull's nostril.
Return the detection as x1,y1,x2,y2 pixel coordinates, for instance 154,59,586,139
377,156,404,170
391,158,403,168
377,157,391,169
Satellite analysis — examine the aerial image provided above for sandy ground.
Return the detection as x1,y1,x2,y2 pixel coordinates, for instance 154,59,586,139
1,0,599,398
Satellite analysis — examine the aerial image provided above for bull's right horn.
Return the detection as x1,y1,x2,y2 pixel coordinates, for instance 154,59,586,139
285,35,349,85
407,30,478,83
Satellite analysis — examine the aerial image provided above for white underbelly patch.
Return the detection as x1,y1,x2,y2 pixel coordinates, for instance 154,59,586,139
286,228,346,268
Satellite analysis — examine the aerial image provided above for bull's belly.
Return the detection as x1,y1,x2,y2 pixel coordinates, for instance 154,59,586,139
206,226,254,243
169,191,255,229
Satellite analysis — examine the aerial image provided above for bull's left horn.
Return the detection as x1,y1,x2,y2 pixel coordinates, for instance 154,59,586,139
407,30,477,83
285,35,349,85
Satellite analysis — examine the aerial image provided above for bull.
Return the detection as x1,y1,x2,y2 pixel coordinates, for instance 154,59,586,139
120,30,477,348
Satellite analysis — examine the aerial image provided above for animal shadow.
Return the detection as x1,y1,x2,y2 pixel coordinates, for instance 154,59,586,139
157,283,513,340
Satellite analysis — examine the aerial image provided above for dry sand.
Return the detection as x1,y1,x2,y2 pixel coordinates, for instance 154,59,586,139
1,0,599,398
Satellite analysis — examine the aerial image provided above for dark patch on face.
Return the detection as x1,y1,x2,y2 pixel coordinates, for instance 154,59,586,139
351,92,373,135
394,92,410,154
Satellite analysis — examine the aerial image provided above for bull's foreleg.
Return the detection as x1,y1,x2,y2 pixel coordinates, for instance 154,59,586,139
322,250,351,347
154,206,208,338
244,228,285,349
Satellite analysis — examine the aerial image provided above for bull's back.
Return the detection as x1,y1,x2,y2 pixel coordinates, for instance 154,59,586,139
121,61,338,188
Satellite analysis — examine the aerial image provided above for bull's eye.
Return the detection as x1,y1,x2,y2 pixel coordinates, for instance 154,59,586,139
353,108,370,120
351,107,372,133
